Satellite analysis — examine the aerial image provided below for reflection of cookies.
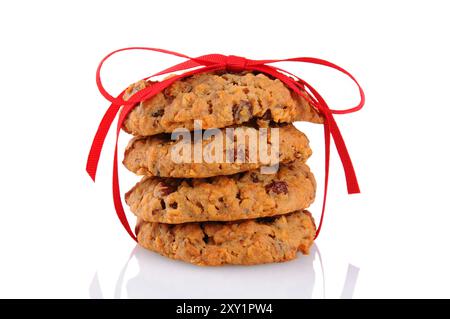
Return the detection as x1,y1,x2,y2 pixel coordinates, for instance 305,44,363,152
136,210,316,266
123,124,311,178
125,160,316,224
123,72,323,136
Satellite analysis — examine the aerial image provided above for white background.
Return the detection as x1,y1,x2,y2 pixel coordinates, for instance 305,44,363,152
0,0,449,298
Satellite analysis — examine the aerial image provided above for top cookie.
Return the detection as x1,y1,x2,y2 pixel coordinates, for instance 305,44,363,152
123,72,323,136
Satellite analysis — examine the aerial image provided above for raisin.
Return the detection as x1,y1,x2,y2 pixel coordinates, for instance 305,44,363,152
160,199,166,209
215,70,228,76
265,181,288,195
250,173,259,183
261,109,272,121
163,88,175,103
155,181,177,197
151,109,164,117
243,88,249,94
207,100,213,114
232,100,253,121
169,202,178,209
200,224,209,244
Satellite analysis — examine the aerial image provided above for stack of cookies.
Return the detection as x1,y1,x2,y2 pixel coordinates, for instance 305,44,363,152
122,72,322,266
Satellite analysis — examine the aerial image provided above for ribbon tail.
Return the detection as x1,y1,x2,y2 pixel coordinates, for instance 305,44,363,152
113,142,137,241
86,103,121,181
111,103,138,242
328,116,361,194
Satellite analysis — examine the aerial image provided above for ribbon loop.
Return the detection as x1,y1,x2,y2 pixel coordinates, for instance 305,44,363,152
87,47,364,242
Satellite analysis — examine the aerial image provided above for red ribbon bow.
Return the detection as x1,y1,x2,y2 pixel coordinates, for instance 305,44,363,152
86,47,365,241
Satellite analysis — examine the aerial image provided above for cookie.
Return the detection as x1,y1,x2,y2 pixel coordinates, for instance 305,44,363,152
123,123,312,178
123,72,323,136
125,160,316,224
136,210,316,266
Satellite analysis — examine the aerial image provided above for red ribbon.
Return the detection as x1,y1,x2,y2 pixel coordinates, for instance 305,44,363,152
86,47,365,242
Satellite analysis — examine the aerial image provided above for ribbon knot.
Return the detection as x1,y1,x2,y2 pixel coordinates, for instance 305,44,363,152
87,47,365,242
225,55,248,71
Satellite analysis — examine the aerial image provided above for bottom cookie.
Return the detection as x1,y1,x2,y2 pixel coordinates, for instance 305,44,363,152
136,210,316,266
